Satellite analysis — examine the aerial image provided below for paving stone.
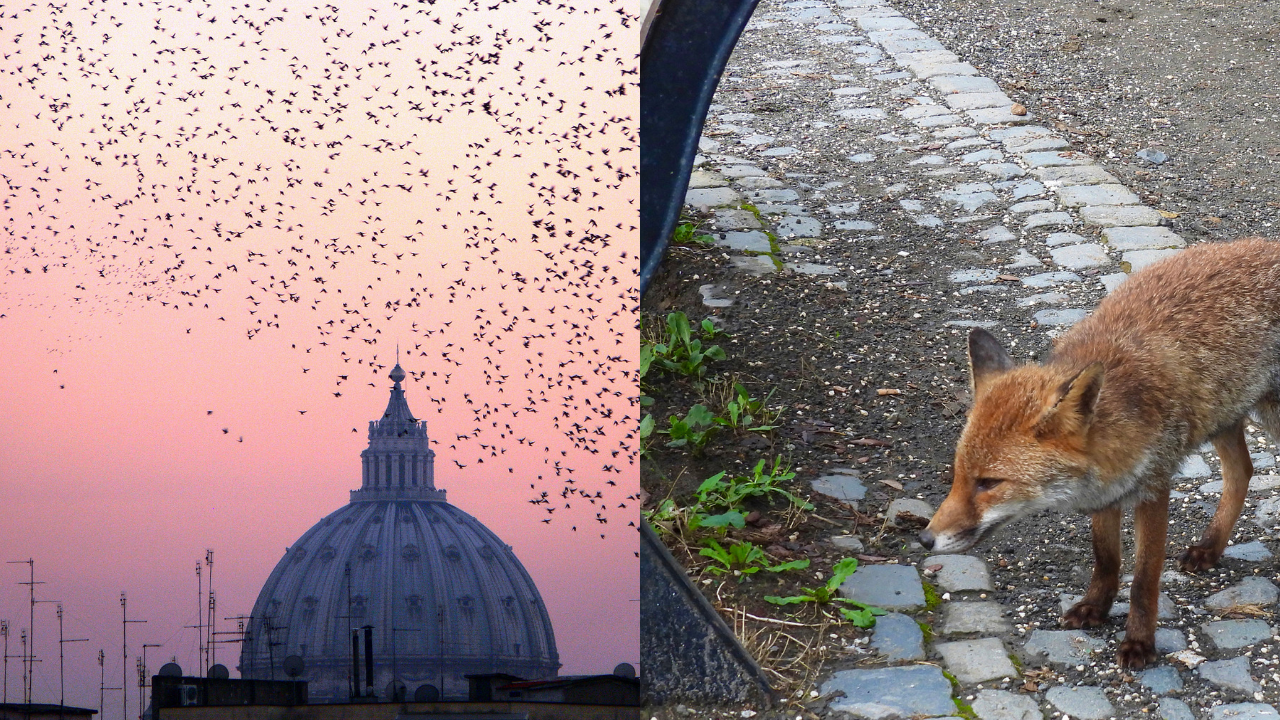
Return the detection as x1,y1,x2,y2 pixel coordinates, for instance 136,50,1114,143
1202,619,1273,650
776,216,823,238
930,75,1001,94
923,555,993,592
849,152,877,162
820,665,956,720
1100,225,1185,251
1031,165,1122,185
901,103,954,120
831,86,871,97
1161,698,1196,720
872,71,912,81
735,177,785,190
1057,184,1141,207
720,165,767,178
812,473,867,504
1045,685,1114,720
970,689,1041,720
966,106,1034,125
1224,540,1274,561
1154,627,1189,653
1022,150,1092,168
887,498,934,527
686,187,742,208
1009,200,1056,213
913,62,980,79
1039,234,1080,248
940,601,1011,635
1100,272,1128,293
838,563,926,611
831,535,865,552
988,125,1055,141
934,637,1018,684
1017,292,1068,307
1022,271,1082,288
977,225,1015,243
1256,498,1280,528
869,29,947,54
731,255,778,275
1176,454,1211,478
978,163,1026,180
1006,249,1045,269
1198,476,1280,496
857,15,917,31
938,190,999,212
1208,704,1280,720
714,231,772,252
1023,212,1074,229
750,188,801,203
1122,248,1181,273
914,214,944,227
944,320,999,329
1198,656,1261,694
936,125,979,138
870,612,925,662
1050,243,1110,270
1001,179,1045,198
910,155,947,166
740,134,775,146
698,136,722,153
1080,204,1165,227
944,92,1014,111
689,169,727,188
837,107,889,121
828,201,862,215
950,268,1000,283
1140,666,1184,696
1059,592,1177,620
1255,453,1278,470
1002,135,1071,153
699,284,735,308
1033,308,1088,327
1024,629,1105,665
916,113,964,128
1204,577,1279,611
712,208,762,230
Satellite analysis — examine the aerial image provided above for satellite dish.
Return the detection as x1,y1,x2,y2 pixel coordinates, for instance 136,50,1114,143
208,664,229,680
283,655,305,678
385,679,407,701
413,684,440,702
612,662,636,679
158,663,183,678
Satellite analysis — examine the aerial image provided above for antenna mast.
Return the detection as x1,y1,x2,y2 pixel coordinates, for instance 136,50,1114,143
57,604,89,712
121,593,146,720
8,558,43,703
206,550,215,673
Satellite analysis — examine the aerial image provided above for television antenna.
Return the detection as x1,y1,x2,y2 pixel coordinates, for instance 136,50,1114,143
8,558,44,703
57,604,89,714
98,649,123,718
139,644,161,720
121,593,147,720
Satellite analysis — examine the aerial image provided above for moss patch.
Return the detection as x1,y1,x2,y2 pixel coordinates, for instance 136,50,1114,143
921,579,943,610
917,620,935,644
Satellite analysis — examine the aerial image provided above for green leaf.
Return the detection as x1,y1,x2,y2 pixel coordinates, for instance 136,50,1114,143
764,595,811,605
830,557,860,588
639,343,654,379
766,559,811,573
840,607,877,628
639,414,654,439
704,344,727,361
667,311,691,348
685,403,714,428
699,510,745,528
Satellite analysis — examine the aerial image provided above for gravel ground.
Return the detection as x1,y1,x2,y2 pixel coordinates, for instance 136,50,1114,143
895,0,1280,240
642,0,1280,717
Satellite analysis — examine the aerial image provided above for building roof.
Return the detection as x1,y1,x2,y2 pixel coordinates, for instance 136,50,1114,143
238,367,558,693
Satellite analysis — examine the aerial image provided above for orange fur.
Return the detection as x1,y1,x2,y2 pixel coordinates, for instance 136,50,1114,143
921,238,1280,668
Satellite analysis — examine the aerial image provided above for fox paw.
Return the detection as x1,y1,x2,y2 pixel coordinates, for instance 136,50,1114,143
1117,637,1157,669
1062,601,1110,629
1178,545,1221,573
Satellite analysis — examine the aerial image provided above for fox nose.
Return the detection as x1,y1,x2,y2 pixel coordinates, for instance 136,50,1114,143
919,528,935,550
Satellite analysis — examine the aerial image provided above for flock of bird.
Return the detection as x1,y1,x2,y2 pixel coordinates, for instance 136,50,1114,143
0,0,640,535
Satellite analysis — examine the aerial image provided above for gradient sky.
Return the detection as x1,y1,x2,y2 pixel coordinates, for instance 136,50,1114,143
0,0,639,715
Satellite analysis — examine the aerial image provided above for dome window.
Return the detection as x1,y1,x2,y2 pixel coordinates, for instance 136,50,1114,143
400,512,414,523
457,595,475,619
301,596,318,622
445,545,462,562
291,546,308,563
351,595,367,618
360,544,377,562
502,596,516,612
371,515,384,524
319,546,336,563
401,544,421,561
405,594,424,619
477,545,495,560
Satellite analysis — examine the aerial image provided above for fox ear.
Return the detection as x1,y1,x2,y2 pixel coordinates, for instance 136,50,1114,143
1038,362,1105,437
968,328,1014,397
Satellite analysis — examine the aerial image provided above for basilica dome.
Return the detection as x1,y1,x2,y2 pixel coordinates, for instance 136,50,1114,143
238,364,560,701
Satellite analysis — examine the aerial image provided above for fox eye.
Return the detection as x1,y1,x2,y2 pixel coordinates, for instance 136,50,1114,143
975,477,1004,492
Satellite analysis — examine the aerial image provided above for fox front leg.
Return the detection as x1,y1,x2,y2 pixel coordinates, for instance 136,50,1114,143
1062,505,1121,629
1116,491,1170,669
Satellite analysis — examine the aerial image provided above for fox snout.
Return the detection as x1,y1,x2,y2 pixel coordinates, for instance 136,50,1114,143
919,498,985,553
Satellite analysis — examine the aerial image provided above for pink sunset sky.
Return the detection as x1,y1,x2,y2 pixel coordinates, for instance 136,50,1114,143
0,0,640,715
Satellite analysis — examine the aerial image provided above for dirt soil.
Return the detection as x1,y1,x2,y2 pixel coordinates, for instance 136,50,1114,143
641,0,1280,717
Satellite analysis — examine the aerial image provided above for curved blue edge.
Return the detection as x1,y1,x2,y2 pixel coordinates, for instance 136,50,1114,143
640,0,764,296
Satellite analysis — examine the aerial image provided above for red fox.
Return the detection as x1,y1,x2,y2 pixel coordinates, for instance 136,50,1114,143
920,238,1280,668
